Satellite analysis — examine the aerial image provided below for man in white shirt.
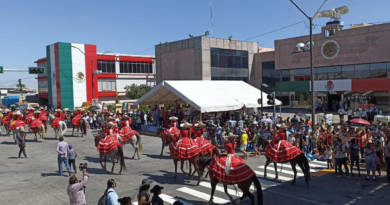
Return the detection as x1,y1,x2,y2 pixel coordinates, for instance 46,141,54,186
287,131,295,146
338,108,346,122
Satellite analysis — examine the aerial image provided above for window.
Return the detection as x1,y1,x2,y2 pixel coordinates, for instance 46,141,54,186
119,62,153,74
315,67,328,80
97,60,116,73
98,79,116,91
370,63,387,78
210,48,249,82
342,65,354,79
294,69,310,81
327,66,341,79
355,64,369,78
38,81,48,93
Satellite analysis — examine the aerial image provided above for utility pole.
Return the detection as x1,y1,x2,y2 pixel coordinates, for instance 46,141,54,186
18,79,23,102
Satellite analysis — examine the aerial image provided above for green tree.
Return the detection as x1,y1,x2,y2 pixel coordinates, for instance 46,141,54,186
125,84,153,99
107,104,115,112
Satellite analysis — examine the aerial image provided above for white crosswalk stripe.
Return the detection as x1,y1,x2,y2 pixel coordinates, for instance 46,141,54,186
177,187,230,204
254,170,293,181
159,194,194,205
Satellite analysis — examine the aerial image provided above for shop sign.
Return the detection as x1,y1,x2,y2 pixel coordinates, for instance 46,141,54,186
312,79,351,91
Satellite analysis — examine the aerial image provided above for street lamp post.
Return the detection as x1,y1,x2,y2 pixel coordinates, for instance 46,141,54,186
260,83,269,116
290,0,327,126
71,46,113,100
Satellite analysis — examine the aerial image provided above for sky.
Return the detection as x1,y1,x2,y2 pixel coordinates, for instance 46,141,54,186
1,0,389,88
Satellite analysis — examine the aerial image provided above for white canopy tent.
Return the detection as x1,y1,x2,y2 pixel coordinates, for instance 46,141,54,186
134,80,282,113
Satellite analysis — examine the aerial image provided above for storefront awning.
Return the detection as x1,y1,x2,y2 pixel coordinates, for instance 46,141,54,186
134,80,282,113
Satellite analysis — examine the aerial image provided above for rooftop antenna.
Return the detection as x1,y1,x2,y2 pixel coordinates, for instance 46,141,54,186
210,0,214,37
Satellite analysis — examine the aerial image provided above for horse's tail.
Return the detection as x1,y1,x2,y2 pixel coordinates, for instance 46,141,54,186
40,125,45,139
299,152,311,181
251,175,263,205
80,120,86,135
118,145,127,171
61,121,67,137
136,134,143,156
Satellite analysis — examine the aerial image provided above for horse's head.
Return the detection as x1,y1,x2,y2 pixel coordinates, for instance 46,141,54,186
93,134,101,147
198,156,212,176
165,133,176,144
156,126,164,137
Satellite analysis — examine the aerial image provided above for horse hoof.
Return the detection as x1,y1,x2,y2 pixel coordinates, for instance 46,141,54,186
195,183,199,186
274,177,278,180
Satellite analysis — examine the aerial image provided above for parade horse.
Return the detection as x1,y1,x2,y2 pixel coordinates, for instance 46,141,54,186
53,121,67,139
94,134,126,174
199,157,263,205
12,125,25,144
41,120,48,133
118,133,143,160
0,113,10,135
166,133,201,186
258,137,310,186
31,124,45,142
156,127,170,156
72,119,86,137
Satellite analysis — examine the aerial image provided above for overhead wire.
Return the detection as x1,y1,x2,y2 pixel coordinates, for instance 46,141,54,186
243,20,306,41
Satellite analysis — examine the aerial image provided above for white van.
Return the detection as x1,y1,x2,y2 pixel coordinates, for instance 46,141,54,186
19,103,40,111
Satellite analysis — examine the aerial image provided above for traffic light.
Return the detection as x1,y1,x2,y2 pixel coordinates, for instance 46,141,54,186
267,93,275,105
28,67,45,74
0,66,3,74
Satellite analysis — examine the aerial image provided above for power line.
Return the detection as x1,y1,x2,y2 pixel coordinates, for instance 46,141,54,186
0,76,36,86
135,46,155,55
243,20,306,41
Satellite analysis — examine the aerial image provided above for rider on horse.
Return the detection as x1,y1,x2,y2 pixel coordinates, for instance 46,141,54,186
97,122,122,154
161,116,180,142
29,111,45,130
174,122,201,159
71,108,83,127
9,111,25,131
39,107,48,122
193,121,215,156
208,134,255,184
24,108,34,125
51,109,65,129
119,115,138,142
1,109,12,126
265,123,302,163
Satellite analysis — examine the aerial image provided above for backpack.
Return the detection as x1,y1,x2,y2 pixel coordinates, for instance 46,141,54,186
97,191,112,205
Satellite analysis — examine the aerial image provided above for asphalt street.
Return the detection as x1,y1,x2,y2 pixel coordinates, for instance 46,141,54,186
0,127,389,205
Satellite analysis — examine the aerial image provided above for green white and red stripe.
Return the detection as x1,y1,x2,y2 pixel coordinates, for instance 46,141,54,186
46,42,96,109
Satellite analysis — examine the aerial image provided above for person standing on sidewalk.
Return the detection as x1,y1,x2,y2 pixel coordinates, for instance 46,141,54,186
335,138,350,179
349,139,361,177
56,136,71,176
17,131,28,159
364,142,377,181
68,145,78,174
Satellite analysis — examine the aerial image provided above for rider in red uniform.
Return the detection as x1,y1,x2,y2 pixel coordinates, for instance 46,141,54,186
24,108,34,124
97,122,122,153
39,107,48,122
208,139,255,184
29,111,45,130
9,111,25,131
194,121,215,156
1,109,12,126
174,122,201,159
265,124,302,163
119,115,138,142
71,109,83,126
51,109,65,129
161,116,180,142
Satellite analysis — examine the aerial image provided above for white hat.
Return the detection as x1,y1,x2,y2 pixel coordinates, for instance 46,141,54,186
55,109,61,112
107,122,117,127
194,121,205,127
34,111,41,114
169,116,178,121
180,122,193,128
5,109,10,112
276,123,288,129
13,111,22,115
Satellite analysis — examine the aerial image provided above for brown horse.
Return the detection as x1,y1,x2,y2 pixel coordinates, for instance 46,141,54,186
156,127,170,156
199,156,263,205
94,134,126,174
72,119,86,137
259,138,310,186
31,124,45,142
166,133,201,186
41,120,48,133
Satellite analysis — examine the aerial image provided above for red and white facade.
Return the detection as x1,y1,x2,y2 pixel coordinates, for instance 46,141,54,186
35,42,155,108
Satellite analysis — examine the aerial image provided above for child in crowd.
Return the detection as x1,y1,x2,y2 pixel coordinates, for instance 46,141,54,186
324,145,333,169
240,129,248,159
68,145,78,174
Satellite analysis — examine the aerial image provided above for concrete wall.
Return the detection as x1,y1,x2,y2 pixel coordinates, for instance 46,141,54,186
155,36,259,84
250,51,275,88
275,23,390,70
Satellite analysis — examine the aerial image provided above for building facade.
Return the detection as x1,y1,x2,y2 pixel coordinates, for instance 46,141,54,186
36,42,155,109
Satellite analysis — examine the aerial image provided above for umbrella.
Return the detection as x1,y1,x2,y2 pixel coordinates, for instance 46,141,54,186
101,109,109,113
260,118,273,124
350,118,370,126
295,113,309,120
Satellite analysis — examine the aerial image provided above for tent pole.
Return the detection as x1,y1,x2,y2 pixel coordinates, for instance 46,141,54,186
200,112,202,123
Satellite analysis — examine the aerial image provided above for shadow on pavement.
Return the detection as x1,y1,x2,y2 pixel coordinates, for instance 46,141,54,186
1,141,16,145
144,154,172,160
85,167,112,175
143,170,199,186
41,172,61,177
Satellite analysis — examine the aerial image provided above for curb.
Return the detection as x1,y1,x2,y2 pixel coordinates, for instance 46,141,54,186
139,131,157,137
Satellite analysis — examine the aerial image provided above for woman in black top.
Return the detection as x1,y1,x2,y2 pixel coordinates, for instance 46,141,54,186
138,179,153,205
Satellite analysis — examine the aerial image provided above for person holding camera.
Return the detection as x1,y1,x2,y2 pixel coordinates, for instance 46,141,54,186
67,163,88,205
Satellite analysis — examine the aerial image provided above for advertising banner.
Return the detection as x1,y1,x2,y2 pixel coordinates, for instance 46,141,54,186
312,79,352,91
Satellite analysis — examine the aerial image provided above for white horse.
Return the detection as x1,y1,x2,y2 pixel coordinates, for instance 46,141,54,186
54,121,67,139
117,133,143,160
12,126,25,144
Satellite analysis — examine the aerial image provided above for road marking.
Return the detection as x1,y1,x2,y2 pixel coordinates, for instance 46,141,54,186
199,182,243,196
259,166,304,177
254,170,293,181
159,194,194,205
133,194,194,205
257,178,282,186
177,187,230,204
258,165,319,173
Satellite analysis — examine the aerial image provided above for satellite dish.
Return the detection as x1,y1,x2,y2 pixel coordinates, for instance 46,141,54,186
314,6,350,21
189,34,194,38
304,41,314,51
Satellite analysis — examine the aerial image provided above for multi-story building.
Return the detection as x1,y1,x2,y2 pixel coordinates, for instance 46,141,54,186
35,42,155,109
